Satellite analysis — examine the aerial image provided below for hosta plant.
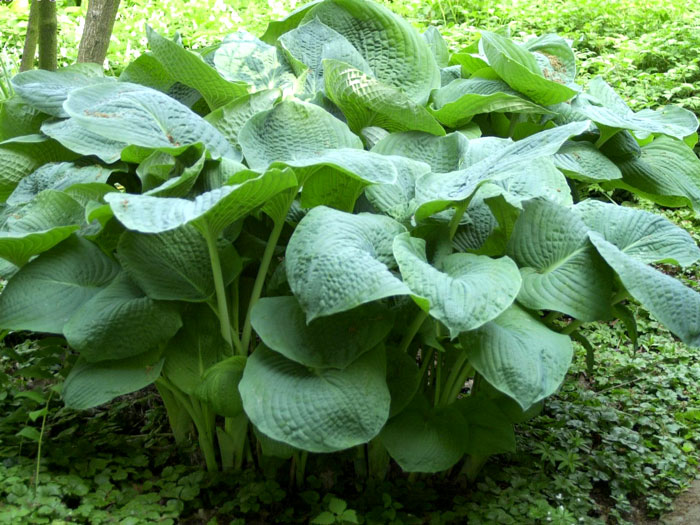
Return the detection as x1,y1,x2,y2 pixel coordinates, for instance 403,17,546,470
1,0,699,477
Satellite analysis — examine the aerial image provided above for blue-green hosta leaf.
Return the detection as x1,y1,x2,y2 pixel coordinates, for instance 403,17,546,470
522,34,577,87
279,18,372,94
576,200,700,267
162,304,228,395
144,152,206,198
251,296,394,369
372,131,469,173
260,0,324,44
449,51,489,77
307,0,440,104
0,236,120,333
323,59,445,136
11,64,113,118
507,199,613,321
204,89,281,149
458,395,516,457
574,77,698,141
146,26,248,109
239,344,390,453
461,305,573,409
430,78,551,128
118,224,241,302
440,65,462,87
64,273,182,362
63,349,164,410
194,356,247,417
553,140,622,182
364,156,431,223
286,206,410,320
63,83,238,160
105,168,297,235
136,151,177,191
0,191,84,266
380,395,468,473
40,118,127,164
360,126,390,149
118,52,176,93
238,99,362,170
479,31,577,106
589,233,700,347
0,138,77,202
423,26,450,68
0,95,49,141
415,121,588,219
611,136,700,211
8,162,123,206
215,30,297,92
393,233,521,336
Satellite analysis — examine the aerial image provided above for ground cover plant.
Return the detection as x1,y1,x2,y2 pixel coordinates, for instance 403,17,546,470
1,0,700,510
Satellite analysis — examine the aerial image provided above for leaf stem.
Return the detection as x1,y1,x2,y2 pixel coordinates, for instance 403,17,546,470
448,200,469,240
398,311,428,355
240,218,285,352
560,319,584,335
34,390,54,495
202,226,240,354
439,351,471,406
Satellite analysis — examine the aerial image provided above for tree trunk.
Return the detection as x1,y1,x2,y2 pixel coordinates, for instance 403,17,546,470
20,0,40,71
77,0,121,65
37,0,57,71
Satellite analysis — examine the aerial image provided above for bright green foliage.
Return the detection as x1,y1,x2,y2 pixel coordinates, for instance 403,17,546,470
0,0,699,477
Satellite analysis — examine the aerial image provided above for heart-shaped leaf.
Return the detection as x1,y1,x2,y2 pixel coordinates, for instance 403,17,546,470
239,344,390,452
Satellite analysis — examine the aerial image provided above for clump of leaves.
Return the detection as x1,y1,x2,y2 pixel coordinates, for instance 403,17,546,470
0,0,699,481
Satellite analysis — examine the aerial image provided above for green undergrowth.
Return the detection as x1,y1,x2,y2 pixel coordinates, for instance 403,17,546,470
3,306,700,524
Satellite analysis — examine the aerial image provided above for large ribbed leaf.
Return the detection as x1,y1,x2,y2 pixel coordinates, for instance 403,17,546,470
0,191,84,266
611,136,700,211
0,95,49,141
214,30,296,91
279,18,371,93
251,296,393,369
380,395,468,473
324,59,444,135
574,77,698,140
423,26,449,68
63,349,164,410
260,0,324,44
285,206,410,320
415,121,588,219
194,356,247,417
118,52,176,93
430,78,551,128
41,119,127,164
162,305,228,395
589,233,700,347
204,89,281,149
0,236,120,333
11,64,113,118
239,344,390,452
8,162,122,206
372,131,469,173
105,168,297,235
63,83,238,160
364,156,431,223
64,273,182,362
480,31,577,106
0,138,77,202
118,224,241,302
146,26,247,109
522,34,577,87
238,99,362,169
393,233,521,336
461,305,573,409
507,199,613,321
553,140,622,182
307,0,440,104
576,200,700,267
